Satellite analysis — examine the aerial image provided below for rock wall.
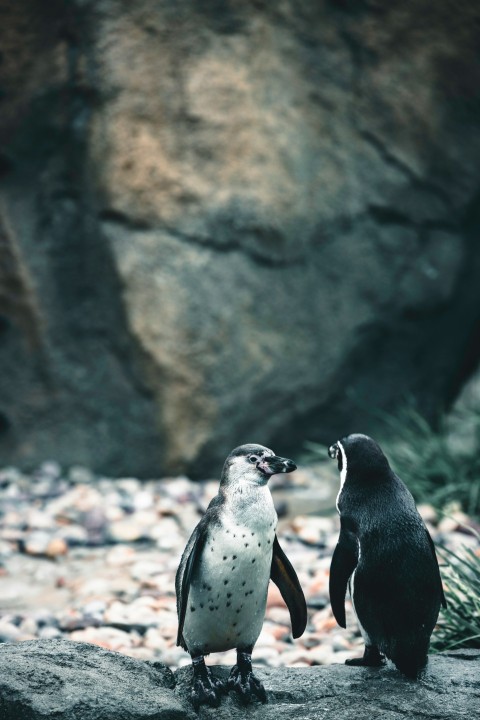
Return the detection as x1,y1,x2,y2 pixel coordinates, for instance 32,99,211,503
0,640,479,719
1,1,480,476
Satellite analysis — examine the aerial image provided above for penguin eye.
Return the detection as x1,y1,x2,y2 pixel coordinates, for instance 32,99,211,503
249,455,259,464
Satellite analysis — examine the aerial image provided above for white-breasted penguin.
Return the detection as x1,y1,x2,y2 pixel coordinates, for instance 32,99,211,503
176,444,307,708
328,433,446,679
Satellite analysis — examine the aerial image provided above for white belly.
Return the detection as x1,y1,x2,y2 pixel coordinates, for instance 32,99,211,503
182,511,276,655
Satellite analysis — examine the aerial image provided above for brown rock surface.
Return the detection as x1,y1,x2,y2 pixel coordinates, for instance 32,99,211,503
1,1,480,475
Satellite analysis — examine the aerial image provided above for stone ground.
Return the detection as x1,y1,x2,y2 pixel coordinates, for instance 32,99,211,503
1,640,479,719
0,460,478,670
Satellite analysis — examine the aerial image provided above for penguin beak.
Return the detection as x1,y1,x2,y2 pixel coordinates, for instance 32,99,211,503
328,443,339,460
257,455,297,476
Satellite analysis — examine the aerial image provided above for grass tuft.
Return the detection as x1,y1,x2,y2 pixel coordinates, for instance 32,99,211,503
305,405,480,517
432,534,480,652
379,407,480,518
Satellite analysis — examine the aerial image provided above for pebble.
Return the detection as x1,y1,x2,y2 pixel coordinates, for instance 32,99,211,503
33,610,59,628
40,461,62,480
46,538,68,558
150,517,183,549
108,518,147,543
437,508,471,534
57,525,89,547
24,531,52,556
249,646,280,666
38,626,62,639
266,584,286,608
144,628,168,651
417,504,438,524
68,466,94,485
130,560,162,581
106,546,137,567
69,626,137,651
291,515,336,546
266,607,292,626
0,461,476,672
103,600,159,629
0,540,14,557
0,621,21,642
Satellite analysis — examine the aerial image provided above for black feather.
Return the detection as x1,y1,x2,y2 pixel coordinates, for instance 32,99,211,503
329,524,358,628
175,495,224,650
271,535,307,638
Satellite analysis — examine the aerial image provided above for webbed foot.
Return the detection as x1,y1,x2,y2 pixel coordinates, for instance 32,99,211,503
345,644,385,668
191,656,225,709
227,650,267,705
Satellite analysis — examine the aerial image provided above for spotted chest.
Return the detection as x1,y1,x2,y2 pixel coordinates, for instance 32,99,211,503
182,500,277,655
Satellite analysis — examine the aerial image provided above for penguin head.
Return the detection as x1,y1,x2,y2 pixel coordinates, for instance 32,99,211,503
328,433,390,486
222,444,297,487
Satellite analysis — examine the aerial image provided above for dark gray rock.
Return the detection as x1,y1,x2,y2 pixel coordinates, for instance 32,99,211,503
175,651,480,719
0,639,189,720
0,640,479,720
1,1,480,476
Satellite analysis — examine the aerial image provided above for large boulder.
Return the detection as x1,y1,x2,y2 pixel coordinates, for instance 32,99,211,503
0,639,186,720
1,1,480,476
0,639,478,719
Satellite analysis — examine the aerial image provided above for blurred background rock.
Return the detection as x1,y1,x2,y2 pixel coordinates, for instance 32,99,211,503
1,0,480,478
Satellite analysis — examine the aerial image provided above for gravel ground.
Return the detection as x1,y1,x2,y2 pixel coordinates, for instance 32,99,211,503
0,461,477,669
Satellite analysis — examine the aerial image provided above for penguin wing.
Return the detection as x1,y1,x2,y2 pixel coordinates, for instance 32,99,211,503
175,521,208,648
425,527,447,609
329,527,358,628
271,535,307,638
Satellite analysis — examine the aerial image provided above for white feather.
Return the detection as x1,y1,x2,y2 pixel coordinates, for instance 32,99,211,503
335,441,348,513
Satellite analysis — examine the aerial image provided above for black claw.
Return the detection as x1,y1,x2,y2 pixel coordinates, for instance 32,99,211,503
191,684,221,710
249,673,267,702
190,657,225,709
345,645,385,668
227,650,267,705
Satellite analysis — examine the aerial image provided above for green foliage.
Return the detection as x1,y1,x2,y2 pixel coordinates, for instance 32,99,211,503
432,538,480,652
380,409,480,651
379,407,480,518
305,405,480,517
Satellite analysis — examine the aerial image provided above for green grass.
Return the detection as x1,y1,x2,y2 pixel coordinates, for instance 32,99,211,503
432,534,480,652
379,407,480,518
383,408,480,651
305,405,480,517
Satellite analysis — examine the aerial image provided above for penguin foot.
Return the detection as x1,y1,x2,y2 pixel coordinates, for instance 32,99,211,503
346,644,385,668
227,650,267,705
190,656,225,709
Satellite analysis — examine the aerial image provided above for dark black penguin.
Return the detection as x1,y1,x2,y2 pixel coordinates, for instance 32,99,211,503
328,433,446,679
176,443,307,709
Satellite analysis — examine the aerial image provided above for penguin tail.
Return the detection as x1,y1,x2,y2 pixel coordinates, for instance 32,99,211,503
389,639,429,680
392,653,428,680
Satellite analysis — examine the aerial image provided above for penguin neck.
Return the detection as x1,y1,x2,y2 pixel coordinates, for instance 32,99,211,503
346,463,392,487
220,481,276,529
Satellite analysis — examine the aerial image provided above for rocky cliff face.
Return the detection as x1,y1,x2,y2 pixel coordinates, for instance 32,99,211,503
1,1,480,476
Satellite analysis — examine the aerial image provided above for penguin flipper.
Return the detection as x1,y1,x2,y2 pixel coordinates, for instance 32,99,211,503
425,527,447,609
329,528,358,629
176,523,207,648
271,535,307,638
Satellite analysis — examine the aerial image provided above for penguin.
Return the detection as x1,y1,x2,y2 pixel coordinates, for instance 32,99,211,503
328,433,446,679
176,443,307,709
